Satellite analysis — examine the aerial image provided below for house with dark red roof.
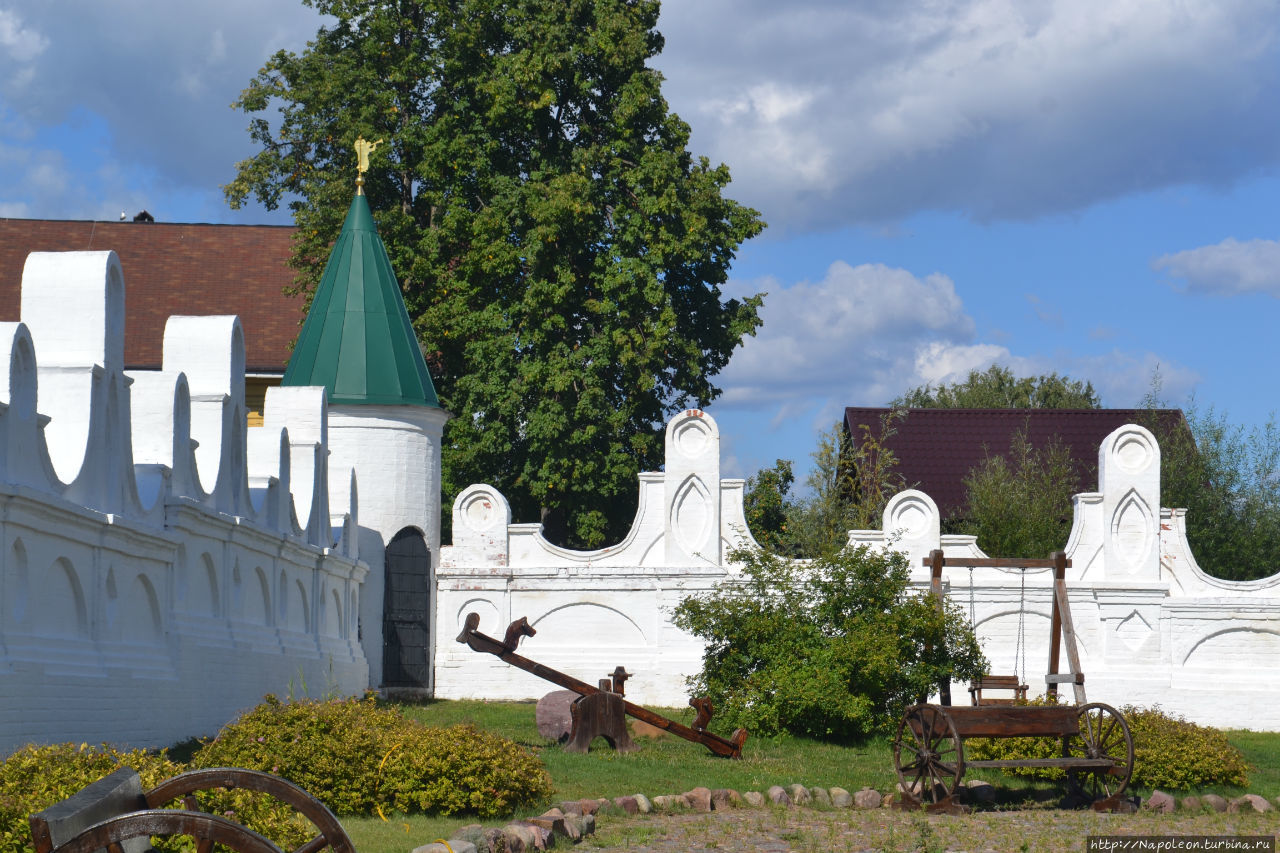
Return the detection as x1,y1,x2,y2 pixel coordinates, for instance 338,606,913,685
843,406,1190,516
0,217,305,423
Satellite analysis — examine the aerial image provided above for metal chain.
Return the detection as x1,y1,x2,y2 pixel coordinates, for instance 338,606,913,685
1013,568,1027,686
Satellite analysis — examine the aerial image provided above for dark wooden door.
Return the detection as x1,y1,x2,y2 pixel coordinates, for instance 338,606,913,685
382,528,431,687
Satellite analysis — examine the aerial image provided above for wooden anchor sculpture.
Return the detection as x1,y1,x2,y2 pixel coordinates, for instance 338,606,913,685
456,613,748,758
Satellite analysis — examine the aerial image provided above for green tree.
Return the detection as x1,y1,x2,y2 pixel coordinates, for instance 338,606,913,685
955,429,1082,558
672,545,986,741
893,365,1101,409
226,0,764,547
1141,380,1280,580
741,459,796,555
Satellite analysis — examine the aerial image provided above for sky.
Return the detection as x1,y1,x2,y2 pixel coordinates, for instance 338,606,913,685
3,0,1280,486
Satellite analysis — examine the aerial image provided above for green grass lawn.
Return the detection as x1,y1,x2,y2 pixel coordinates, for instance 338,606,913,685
339,700,1280,853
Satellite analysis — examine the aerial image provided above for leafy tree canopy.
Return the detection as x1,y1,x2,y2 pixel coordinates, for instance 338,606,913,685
893,365,1102,409
226,0,765,547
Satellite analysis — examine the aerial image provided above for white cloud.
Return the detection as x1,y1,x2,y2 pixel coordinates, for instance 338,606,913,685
657,0,1280,228
1153,237,1280,297
717,260,994,411
0,9,49,63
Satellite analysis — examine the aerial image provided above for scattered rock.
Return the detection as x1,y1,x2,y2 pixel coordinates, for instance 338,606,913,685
809,787,832,807
1144,790,1176,813
743,791,766,807
632,793,652,814
1180,796,1201,812
710,788,740,810
535,691,577,741
787,784,812,805
522,822,554,850
684,786,713,812
767,785,792,805
525,812,567,839
1228,794,1273,813
577,798,603,816
501,825,532,853
829,786,852,808
964,781,996,805
652,794,686,811
414,843,475,853
1201,794,1228,812
629,719,668,739
483,827,508,853
613,795,639,815
558,801,582,816
580,814,596,837
853,788,883,810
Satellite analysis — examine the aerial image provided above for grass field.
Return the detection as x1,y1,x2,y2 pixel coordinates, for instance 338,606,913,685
339,700,1280,853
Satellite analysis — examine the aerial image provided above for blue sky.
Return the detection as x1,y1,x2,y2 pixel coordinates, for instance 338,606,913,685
2,1,1279,487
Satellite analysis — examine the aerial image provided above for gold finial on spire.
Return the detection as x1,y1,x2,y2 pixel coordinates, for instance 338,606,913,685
354,136,383,194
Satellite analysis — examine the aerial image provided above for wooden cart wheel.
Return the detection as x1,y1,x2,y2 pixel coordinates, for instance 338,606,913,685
1063,702,1134,802
894,704,964,805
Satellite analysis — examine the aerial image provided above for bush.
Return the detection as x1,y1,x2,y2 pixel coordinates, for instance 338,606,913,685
0,743,184,853
672,545,986,741
193,695,550,818
964,701,1250,790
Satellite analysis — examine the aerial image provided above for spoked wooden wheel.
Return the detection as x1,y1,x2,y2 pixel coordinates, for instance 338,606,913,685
1063,702,1134,802
894,704,964,805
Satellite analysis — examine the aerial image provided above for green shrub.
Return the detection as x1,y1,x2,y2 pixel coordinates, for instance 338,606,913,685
1122,705,1250,790
964,701,1251,790
192,695,550,818
672,545,987,741
0,742,183,853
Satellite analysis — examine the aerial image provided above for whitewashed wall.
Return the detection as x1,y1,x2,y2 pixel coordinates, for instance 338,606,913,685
441,414,1280,730
0,252,370,755
435,410,755,705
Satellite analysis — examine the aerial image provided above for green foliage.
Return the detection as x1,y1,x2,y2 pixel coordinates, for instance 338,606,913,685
965,700,1251,790
0,743,184,853
226,0,765,549
672,545,986,741
1122,706,1250,790
953,429,1081,558
193,695,550,818
750,417,906,559
893,365,1102,410
742,459,796,554
1142,378,1280,580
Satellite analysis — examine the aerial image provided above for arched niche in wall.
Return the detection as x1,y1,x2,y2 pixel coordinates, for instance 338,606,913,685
32,556,88,638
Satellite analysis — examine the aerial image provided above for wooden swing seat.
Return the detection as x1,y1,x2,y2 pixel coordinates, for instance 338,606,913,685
968,674,1029,706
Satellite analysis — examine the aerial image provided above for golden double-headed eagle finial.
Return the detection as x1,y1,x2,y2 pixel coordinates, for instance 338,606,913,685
354,136,383,193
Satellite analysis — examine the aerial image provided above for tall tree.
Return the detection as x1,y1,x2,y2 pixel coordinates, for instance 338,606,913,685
226,0,765,548
893,365,1101,409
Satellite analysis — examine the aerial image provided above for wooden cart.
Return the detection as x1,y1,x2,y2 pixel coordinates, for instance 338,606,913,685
893,551,1134,813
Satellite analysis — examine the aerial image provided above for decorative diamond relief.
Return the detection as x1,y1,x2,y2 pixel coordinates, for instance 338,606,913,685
1116,609,1153,652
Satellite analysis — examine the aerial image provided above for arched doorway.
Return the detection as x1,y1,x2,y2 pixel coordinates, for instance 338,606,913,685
382,527,432,690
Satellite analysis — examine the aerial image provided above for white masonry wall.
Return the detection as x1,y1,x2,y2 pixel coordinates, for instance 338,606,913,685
849,423,1280,730
0,251,370,755
440,414,1280,730
435,410,755,706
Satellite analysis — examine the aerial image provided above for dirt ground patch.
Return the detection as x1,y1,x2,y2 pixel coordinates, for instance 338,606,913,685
584,805,1279,852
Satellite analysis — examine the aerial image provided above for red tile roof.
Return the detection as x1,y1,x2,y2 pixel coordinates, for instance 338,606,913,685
0,218,305,373
843,407,1189,516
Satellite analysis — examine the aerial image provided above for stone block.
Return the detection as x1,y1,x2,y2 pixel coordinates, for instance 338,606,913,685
1143,790,1176,813
787,784,812,805
809,786,831,807
1201,794,1228,812
853,788,882,809
743,791,766,807
684,786,712,812
613,795,639,815
829,786,852,808
767,785,791,805
632,793,652,814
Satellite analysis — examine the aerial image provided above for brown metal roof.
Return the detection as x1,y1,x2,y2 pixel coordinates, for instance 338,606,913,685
843,407,1189,516
0,218,304,373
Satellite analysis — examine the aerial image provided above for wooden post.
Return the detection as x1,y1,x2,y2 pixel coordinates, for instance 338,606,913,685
928,549,952,707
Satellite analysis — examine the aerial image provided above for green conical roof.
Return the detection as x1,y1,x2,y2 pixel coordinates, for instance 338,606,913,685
282,192,440,407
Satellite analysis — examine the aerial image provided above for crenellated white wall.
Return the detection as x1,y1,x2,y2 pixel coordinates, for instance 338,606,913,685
0,251,370,754
440,416,1280,729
